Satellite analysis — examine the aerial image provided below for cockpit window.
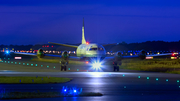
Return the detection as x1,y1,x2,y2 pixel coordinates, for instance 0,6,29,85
89,48,104,51
98,48,104,50
89,48,98,50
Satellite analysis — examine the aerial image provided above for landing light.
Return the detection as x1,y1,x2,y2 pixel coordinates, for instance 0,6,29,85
86,42,89,45
92,62,102,69
86,61,89,64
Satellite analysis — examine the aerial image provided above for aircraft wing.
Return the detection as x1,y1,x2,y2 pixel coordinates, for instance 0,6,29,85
104,53,173,61
13,52,80,59
14,52,36,56
48,42,78,48
104,55,139,60
146,53,172,57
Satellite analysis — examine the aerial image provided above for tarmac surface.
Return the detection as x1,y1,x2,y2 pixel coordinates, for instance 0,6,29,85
0,54,180,101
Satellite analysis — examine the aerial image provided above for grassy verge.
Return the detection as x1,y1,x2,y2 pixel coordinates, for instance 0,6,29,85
0,76,72,84
2,91,103,99
120,59,180,74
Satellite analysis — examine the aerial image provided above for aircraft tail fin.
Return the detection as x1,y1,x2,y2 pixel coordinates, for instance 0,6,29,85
82,18,86,44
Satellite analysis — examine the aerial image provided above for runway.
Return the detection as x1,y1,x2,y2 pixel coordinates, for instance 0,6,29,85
1,54,180,100
0,71,180,101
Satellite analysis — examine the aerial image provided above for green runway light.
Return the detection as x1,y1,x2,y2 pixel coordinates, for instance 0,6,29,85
156,78,158,81
11,62,13,63
27,63,29,65
123,74,125,77
36,64,37,66
31,64,33,66
19,62,21,64
53,66,55,68
87,70,88,72
147,77,149,80
68,68,70,70
177,80,179,83
47,66,49,68
124,86,126,88
8,58,10,60
5,61,6,63
4,58,5,59
23,63,25,65
179,86,180,88
166,79,168,82
138,76,140,78
77,69,79,71
41,65,43,67
8,61,10,63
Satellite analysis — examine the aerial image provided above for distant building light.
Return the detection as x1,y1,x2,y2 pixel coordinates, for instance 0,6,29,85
146,57,153,59
15,57,22,59
171,57,177,59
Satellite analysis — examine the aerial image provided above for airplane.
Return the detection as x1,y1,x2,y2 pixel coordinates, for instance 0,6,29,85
12,18,176,69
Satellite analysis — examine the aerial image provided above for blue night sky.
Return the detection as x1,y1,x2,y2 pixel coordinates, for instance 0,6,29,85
0,0,180,45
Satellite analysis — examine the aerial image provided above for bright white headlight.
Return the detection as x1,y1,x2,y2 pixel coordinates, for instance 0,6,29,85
92,62,102,69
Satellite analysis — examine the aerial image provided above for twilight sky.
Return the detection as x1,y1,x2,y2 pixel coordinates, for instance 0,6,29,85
0,0,180,45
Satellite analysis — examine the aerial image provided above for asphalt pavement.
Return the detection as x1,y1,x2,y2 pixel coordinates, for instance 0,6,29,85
0,54,180,101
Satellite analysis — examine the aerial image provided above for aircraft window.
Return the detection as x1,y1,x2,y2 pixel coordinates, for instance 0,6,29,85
89,48,98,50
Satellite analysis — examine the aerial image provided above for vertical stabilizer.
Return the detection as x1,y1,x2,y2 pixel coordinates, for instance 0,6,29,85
82,18,86,44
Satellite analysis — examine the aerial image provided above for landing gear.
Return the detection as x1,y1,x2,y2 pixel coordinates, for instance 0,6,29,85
113,66,119,72
61,66,67,71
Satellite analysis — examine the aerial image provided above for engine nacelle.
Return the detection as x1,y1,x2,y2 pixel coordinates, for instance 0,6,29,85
37,49,44,58
61,51,69,60
114,51,123,61
138,50,146,59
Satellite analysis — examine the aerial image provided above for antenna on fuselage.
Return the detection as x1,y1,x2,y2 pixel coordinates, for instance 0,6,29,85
82,18,86,44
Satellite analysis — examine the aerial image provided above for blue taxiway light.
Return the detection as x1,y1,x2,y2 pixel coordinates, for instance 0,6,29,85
156,78,158,81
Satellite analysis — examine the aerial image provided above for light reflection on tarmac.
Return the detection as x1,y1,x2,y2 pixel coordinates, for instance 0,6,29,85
0,71,180,101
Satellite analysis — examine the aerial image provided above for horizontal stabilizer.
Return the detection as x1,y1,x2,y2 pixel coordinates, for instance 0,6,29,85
48,42,78,48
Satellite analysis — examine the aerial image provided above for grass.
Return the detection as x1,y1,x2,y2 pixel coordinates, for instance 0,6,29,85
2,91,103,99
120,59,180,73
0,76,72,84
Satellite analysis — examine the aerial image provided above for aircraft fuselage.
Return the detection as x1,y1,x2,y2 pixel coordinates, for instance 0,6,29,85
76,43,106,58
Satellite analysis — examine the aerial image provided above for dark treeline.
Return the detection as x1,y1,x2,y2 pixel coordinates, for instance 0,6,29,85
105,41,180,52
0,41,180,52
